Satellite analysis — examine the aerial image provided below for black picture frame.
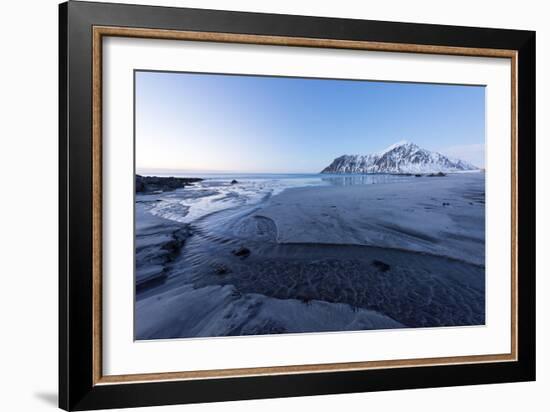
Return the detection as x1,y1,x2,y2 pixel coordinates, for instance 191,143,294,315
59,1,536,410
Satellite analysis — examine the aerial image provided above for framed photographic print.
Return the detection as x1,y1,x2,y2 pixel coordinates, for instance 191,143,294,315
59,1,536,410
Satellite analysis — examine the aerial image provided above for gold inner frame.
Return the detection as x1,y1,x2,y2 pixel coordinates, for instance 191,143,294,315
92,26,518,385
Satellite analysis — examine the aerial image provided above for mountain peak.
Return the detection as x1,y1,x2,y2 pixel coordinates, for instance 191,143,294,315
392,139,413,147
322,141,478,174
377,140,417,155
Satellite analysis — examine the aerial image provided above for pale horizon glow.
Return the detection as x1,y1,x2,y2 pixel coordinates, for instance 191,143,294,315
135,71,486,173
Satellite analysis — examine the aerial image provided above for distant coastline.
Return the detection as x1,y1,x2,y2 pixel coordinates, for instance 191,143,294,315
136,174,203,193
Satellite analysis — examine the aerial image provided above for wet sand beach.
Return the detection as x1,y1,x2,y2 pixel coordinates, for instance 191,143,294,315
135,173,485,339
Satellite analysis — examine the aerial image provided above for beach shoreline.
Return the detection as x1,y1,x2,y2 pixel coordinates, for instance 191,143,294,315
135,172,485,339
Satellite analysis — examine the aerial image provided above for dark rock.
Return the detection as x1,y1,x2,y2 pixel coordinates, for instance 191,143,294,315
415,174,422,177
230,179,239,184
372,259,391,272
213,263,231,275
232,246,251,259
427,172,446,177
135,177,145,192
297,295,312,304
161,238,182,255
135,175,203,193
136,223,193,294
161,227,192,261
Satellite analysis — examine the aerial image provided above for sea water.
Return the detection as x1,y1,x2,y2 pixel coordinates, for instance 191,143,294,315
137,172,420,224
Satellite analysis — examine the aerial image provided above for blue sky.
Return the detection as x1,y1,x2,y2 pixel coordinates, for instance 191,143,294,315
136,71,485,173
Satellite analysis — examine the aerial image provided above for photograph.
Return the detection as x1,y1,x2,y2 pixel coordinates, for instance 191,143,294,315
52,1,537,410
134,71,487,340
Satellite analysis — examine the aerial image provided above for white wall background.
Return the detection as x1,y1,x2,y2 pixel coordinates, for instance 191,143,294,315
0,1,546,411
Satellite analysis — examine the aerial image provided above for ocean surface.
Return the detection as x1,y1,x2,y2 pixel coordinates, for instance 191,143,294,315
141,171,421,185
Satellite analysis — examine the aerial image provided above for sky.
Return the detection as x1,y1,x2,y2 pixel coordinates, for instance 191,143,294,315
135,71,486,173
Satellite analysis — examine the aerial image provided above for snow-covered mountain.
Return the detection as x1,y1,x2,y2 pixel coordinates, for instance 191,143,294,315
321,141,478,174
